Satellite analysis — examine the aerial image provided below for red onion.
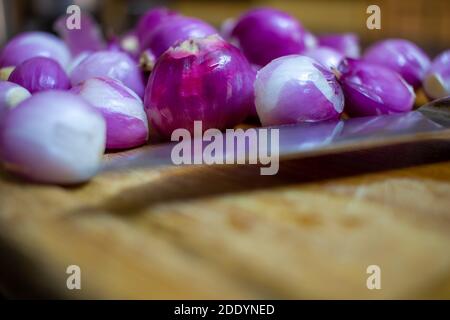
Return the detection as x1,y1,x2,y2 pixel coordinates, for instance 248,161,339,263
0,32,71,69
141,16,217,58
71,77,148,149
1,91,106,184
363,39,430,89
229,8,306,67
303,47,343,70
135,7,180,46
318,33,360,58
8,57,70,93
337,58,415,117
144,35,254,139
254,55,344,126
0,81,31,123
54,11,105,56
70,50,145,97
423,50,450,100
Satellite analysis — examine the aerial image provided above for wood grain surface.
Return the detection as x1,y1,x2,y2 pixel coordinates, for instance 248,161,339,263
0,140,450,299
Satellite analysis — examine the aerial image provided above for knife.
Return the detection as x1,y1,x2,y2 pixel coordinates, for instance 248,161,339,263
101,97,450,173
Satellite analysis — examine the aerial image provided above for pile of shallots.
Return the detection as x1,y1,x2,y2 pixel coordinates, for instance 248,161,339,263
0,7,448,184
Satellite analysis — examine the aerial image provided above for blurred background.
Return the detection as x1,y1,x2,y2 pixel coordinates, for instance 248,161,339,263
0,0,449,55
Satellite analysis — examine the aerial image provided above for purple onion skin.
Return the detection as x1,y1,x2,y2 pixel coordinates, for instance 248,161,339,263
338,58,415,117
318,33,360,59
9,57,70,93
71,77,148,149
106,37,122,52
70,50,145,97
255,55,344,126
0,32,71,69
0,81,31,124
135,7,180,46
303,47,344,70
363,39,430,89
142,16,217,58
1,91,106,184
423,50,450,100
54,12,105,56
230,8,306,67
67,52,91,75
144,35,255,140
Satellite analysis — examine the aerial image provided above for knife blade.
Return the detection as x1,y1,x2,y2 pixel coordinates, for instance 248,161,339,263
101,97,450,173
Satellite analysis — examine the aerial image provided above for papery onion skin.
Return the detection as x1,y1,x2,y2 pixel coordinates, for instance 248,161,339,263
70,50,145,97
1,91,106,184
0,32,71,69
135,7,180,46
0,67,15,81
0,81,31,123
9,57,70,93
303,47,343,70
142,16,217,58
54,12,105,56
139,49,157,73
423,50,450,100
71,77,148,149
363,39,430,89
254,55,344,126
230,8,306,67
337,58,415,117
318,33,360,58
144,35,254,139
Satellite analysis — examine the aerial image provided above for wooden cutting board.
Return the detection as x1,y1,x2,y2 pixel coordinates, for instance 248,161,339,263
0,139,450,299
